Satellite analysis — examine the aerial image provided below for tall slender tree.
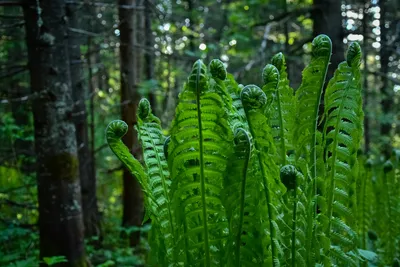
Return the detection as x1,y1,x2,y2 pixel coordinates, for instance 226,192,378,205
67,1,100,239
378,0,393,158
144,0,156,110
23,0,87,266
118,0,144,247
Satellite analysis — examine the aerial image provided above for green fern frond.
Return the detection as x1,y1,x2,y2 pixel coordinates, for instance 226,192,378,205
271,52,296,160
168,60,233,266
241,84,285,267
106,120,150,198
135,98,175,264
294,34,332,265
221,128,265,267
321,42,363,264
262,64,288,166
323,42,363,232
261,64,279,112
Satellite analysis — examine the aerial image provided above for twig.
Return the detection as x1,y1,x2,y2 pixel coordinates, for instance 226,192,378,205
251,7,315,27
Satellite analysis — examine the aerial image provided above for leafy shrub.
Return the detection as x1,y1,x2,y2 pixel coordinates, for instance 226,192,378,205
106,34,393,266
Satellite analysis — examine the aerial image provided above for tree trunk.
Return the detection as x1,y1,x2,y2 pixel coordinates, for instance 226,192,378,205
67,2,100,239
312,0,344,81
378,0,392,159
362,0,370,154
118,0,144,248
144,0,156,110
23,1,87,266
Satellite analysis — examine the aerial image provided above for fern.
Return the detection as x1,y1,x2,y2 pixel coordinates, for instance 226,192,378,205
221,128,262,267
167,60,233,266
321,42,363,265
294,34,332,265
105,36,371,267
135,99,175,264
241,84,286,266
105,120,151,201
268,53,296,165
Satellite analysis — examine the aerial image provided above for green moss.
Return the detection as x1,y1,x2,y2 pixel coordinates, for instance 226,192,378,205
45,152,79,182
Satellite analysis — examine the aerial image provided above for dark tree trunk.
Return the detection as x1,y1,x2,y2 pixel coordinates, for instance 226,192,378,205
378,0,392,159
362,0,370,154
312,0,344,81
144,0,156,110
118,0,144,248
67,2,101,239
23,1,87,266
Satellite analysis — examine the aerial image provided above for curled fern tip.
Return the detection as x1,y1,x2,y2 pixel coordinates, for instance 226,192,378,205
209,59,227,80
138,98,151,120
271,52,285,72
280,165,298,190
241,84,267,110
262,64,279,87
346,42,361,67
312,34,332,57
106,120,128,142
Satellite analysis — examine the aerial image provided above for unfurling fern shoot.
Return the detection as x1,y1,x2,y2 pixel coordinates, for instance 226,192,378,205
322,42,363,265
294,34,332,265
241,84,284,267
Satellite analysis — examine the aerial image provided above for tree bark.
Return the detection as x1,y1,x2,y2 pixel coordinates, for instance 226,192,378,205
118,0,144,248
23,1,87,266
312,0,344,81
144,0,156,110
362,0,370,154
378,0,392,158
67,1,101,239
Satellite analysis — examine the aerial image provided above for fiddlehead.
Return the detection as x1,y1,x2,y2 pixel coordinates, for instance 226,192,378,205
209,59,227,80
271,52,295,158
321,41,363,265
261,64,280,112
221,128,254,266
105,120,151,201
294,34,332,265
241,84,284,266
136,98,175,264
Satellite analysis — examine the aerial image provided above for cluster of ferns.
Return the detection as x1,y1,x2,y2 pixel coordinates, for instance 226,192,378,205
106,34,400,266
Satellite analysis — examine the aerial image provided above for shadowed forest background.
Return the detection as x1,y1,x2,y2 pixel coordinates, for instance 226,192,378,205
0,0,399,266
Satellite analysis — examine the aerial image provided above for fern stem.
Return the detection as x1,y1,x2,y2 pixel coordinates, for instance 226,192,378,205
291,189,297,267
305,35,332,265
361,168,368,250
276,92,286,166
234,130,251,266
195,60,211,267
245,119,277,267
259,154,277,267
